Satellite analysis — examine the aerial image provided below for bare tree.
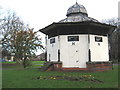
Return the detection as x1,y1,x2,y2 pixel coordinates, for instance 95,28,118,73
0,11,29,61
0,11,44,67
11,29,43,68
117,19,120,62
1,12,29,52
101,18,118,26
101,18,119,63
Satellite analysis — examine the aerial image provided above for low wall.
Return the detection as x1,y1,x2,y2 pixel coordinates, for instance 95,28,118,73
86,61,113,72
45,61,113,72
46,62,62,71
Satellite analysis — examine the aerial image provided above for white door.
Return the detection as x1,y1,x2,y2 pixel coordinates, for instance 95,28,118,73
67,35,88,68
68,42,80,67
60,35,88,68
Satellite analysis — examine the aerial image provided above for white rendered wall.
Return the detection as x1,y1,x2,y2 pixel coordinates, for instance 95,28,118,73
47,36,59,62
90,35,109,62
47,34,109,68
60,35,89,68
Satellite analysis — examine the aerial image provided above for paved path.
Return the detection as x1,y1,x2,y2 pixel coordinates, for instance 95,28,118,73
113,64,120,66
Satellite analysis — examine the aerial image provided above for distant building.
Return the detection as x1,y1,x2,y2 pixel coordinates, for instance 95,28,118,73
32,53,45,61
40,2,116,71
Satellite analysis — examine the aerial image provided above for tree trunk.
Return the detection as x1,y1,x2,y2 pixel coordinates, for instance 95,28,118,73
23,56,27,68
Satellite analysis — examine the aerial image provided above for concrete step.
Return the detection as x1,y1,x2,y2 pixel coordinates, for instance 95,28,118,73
41,62,53,71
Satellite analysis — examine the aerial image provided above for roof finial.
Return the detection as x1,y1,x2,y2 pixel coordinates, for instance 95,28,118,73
76,0,78,4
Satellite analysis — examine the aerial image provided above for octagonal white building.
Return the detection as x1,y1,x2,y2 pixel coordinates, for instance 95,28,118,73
40,2,116,71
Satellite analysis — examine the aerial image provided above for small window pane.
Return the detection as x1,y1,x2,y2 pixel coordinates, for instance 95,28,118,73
68,36,79,41
95,36,102,42
50,38,55,44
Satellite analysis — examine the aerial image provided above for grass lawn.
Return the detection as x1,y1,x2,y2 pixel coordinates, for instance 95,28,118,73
2,61,119,88
1,61,16,64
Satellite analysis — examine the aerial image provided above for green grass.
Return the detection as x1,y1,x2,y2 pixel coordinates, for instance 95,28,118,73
2,62,119,88
31,61,45,68
1,61,16,64
1,61,45,65
31,61,45,64
2,61,45,69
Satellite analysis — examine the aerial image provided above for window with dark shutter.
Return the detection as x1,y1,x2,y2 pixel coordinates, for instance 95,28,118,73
50,38,55,44
95,36,103,42
68,36,79,41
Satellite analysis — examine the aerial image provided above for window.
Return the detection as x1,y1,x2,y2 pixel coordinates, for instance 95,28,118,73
50,38,55,44
95,36,102,42
68,36,79,41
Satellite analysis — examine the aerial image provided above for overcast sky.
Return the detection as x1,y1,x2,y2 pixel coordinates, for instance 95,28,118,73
0,0,119,54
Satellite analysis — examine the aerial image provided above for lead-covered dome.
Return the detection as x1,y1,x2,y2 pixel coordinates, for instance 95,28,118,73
66,2,88,16
59,2,98,23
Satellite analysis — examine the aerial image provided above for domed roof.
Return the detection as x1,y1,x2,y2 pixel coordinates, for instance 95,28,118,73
66,2,88,16
59,2,98,23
